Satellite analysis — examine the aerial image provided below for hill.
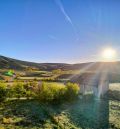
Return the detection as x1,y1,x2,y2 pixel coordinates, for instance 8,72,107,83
0,55,71,71
0,55,120,73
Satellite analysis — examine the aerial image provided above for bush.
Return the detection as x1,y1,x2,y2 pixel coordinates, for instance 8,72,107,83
2,117,13,124
37,82,64,103
26,90,35,99
36,82,80,104
0,81,80,103
6,82,36,99
0,83,7,101
12,82,26,98
65,82,80,101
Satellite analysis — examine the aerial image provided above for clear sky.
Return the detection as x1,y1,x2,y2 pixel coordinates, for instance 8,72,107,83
0,0,120,63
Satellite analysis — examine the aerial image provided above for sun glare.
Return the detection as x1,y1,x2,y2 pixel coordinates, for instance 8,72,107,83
101,48,117,62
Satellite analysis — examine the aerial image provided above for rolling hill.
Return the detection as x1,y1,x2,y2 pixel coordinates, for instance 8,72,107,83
0,55,70,70
0,55,120,73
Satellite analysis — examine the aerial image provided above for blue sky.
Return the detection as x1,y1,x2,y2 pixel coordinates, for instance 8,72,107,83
0,0,120,63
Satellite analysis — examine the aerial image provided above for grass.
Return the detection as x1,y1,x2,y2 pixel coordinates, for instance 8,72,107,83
18,77,44,80
109,83,120,91
0,100,78,129
109,100,120,128
0,74,120,129
0,95,119,129
0,81,65,88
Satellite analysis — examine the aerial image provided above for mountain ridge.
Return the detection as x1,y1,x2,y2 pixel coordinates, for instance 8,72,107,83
0,55,120,72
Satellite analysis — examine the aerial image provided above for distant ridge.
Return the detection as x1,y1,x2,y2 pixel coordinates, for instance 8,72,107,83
0,55,70,70
0,55,120,73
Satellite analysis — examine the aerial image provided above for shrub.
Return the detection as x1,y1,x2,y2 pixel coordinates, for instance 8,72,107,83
65,82,80,101
36,82,80,104
37,82,65,104
0,83,7,101
12,82,26,98
0,81,80,103
2,117,13,124
29,81,38,87
26,90,35,99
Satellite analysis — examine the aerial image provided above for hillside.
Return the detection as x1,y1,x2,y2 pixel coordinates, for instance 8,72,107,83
0,55,70,71
0,55,120,73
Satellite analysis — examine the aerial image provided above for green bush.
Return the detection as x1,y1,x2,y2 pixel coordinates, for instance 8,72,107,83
37,82,64,103
0,83,7,101
36,82,80,104
26,90,35,99
23,81,37,98
12,82,26,98
0,81,80,103
65,82,80,101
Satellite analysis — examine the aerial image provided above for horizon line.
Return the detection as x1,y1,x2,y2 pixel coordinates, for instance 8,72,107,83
0,54,120,65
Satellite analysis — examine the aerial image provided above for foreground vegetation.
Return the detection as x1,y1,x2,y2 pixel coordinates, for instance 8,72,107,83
0,81,119,129
0,82,80,103
0,95,119,129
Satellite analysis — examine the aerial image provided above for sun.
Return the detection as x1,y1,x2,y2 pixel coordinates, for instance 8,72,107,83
101,48,117,62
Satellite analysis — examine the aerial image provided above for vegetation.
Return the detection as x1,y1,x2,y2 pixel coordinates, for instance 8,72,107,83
0,80,119,129
65,82,80,101
0,82,80,103
52,69,62,74
0,83,7,101
36,82,79,104
0,94,119,129
0,81,81,128
0,63,120,129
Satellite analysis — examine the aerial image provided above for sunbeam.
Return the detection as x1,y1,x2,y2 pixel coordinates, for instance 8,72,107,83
67,62,97,81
